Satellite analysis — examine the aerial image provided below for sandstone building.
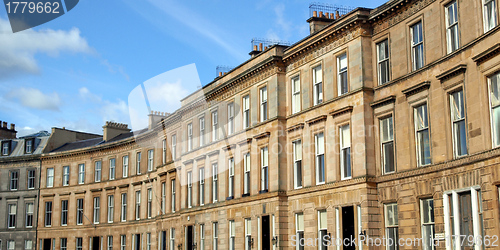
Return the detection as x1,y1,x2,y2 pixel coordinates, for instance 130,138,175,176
36,0,500,249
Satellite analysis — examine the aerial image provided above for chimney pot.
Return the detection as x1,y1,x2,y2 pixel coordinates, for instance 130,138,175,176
253,45,258,51
313,11,317,17
259,43,263,51
325,12,329,18
2,122,6,128
219,72,223,77
10,124,15,131
319,11,323,17
330,13,334,19
335,11,340,19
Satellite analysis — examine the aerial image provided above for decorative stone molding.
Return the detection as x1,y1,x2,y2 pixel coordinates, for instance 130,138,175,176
370,96,396,108
286,123,305,133
402,81,431,96
329,106,353,118
306,115,328,125
436,64,467,81
472,43,500,64
253,132,271,140
372,0,436,35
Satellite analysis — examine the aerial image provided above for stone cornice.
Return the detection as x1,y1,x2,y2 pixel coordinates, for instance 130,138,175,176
287,123,305,133
306,115,328,125
329,106,353,118
253,132,271,140
370,95,397,108
371,0,436,35
436,64,467,81
472,43,500,64
402,81,431,96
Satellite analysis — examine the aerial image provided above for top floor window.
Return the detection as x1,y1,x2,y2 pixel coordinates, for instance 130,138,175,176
109,158,116,180
291,76,301,114
337,53,348,95
377,39,390,85
25,139,33,153
411,21,424,71
483,0,497,32
2,141,10,155
122,156,129,178
171,135,177,160
260,87,268,122
46,168,54,188
136,152,142,174
162,139,167,164
445,1,460,53
187,123,193,152
212,111,218,141
313,65,323,105
199,117,205,147
243,95,250,129
78,163,85,184
228,103,235,135
148,149,154,171
95,161,102,182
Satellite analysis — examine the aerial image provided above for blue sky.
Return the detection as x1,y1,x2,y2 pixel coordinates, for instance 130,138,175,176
0,0,386,136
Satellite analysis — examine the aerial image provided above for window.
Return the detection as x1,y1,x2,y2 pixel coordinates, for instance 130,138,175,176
200,224,205,250
46,168,54,188
200,117,205,146
228,158,234,198
291,76,301,114
44,202,52,227
229,220,235,250
121,193,127,222
171,179,176,212
315,133,325,184
415,104,431,166
162,139,167,164
245,219,251,250
147,233,151,250
76,238,83,250
295,213,304,250
77,198,84,225
170,229,175,250
212,111,218,141
95,161,102,182
25,139,33,153
444,188,484,249
2,141,10,155
318,210,328,250
161,182,166,214
421,199,435,250
109,158,116,180
340,125,352,180
107,236,113,250
148,149,154,171
293,140,302,189
108,195,114,223
122,156,129,178
61,200,68,226
25,240,33,250
94,197,100,224
187,123,193,151
212,164,218,202
171,135,177,160
313,65,323,105
147,188,152,218
27,169,35,189
483,0,497,32
121,235,126,250
62,166,69,186
243,95,250,128
78,163,85,184
25,202,34,227
228,103,235,135
385,203,398,250
10,170,19,190
445,1,460,53
377,39,390,85
187,171,193,207
7,203,16,228
380,116,395,174
199,168,205,205
60,238,67,250
213,222,219,250
260,87,268,122
337,53,348,95
7,241,14,250
490,73,500,147
450,90,467,157
411,21,424,70
136,152,142,174
135,190,141,220
243,153,250,195
260,147,269,192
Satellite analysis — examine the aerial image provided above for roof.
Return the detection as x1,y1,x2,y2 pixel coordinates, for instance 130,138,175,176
19,130,51,138
0,134,50,158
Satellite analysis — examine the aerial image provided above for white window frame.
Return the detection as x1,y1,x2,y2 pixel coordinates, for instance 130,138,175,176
27,169,35,189
377,39,390,85
187,123,193,151
200,117,205,147
260,147,269,191
46,168,53,188
161,182,166,214
25,239,33,250
489,73,500,147
243,95,250,128
95,161,102,182
121,235,126,250
60,200,68,226
295,213,304,250
109,158,116,180
25,202,34,228
199,168,205,206
7,203,16,228
411,21,425,71
77,198,84,225
122,156,129,178
147,149,154,172
384,203,398,250
450,90,467,158
171,135,177,160
420,198,435,250
340,125,352,180
228,158,234,198
120,193,127,222
315,133,325,184
414,104,431,166
61,238,67,250
313,65,323,105
147,233,151,250
187,171,193,207
170,229,175,250
25,139,32,153
135,190,141,220
243,153,251,195
171,179,176,213
228,103,235,135
136,152,142,175
61,166,69,186
445,1,460,53
76,238,83,250
147,188,152,218
380,116,395,174
229,220,235,250
108,195,114,223
212,111,218,141
44,202,51,227
245,218,251,250
213,222,218,250
337,53,348,96
212,164,218,202
93,197,100,224
293,140,302,189
318,210,328,250
260,86,268,122
162,139,167,164
7,240,14,250
107,236,113,250
200,224,205,250
291,76,301,114
10,170,18,190
483,0,498,32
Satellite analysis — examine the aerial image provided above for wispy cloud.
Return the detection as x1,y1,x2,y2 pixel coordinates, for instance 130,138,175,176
6,87,61,111
0,18,93,79
101,59,130,81
78,87,129,124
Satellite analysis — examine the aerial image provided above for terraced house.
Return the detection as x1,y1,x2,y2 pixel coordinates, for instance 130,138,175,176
36,0,500,249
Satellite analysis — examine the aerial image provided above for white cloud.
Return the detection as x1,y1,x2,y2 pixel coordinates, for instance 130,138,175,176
0,17,92,78
78,87,130,125
6,87,61,111
101,59,130,81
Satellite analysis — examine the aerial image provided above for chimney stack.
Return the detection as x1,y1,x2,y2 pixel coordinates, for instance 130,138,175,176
102,121,131,141
148,111,168,130
0,121,17,139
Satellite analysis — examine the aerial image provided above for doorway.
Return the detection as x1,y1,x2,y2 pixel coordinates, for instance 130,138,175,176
42,239,51,250
92,236,100,250
186,225,194,250
342,206,355,250
459,192,474,250
161,231,167,250
262,215,271,250
134,234,141,250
